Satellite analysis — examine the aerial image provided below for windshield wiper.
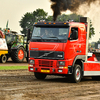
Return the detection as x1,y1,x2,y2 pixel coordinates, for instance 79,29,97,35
47,36,61,42
31,36,44,42
33,36,43,39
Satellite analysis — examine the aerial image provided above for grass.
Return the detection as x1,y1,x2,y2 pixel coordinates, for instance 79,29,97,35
0,66,28,70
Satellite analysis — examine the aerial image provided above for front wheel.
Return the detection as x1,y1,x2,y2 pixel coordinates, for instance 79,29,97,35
70,64,82,83
11,47,25,63
0,55,7,63
34,72,47,80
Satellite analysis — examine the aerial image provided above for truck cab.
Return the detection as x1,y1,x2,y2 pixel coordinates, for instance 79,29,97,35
28,17,89,83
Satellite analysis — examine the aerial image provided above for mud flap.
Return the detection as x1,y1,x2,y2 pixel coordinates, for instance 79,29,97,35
68,66,73,74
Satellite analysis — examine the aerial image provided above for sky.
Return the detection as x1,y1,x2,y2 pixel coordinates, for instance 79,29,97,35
0,0,100,43
0,0,71,33
0,0,53,33
77,1,100,43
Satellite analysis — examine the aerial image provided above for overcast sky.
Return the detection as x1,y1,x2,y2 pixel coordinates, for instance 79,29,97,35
0,0,100,42
0,0,53,33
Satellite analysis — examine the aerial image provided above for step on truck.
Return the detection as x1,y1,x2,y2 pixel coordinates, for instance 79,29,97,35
0,30,8,63
28,17,100,83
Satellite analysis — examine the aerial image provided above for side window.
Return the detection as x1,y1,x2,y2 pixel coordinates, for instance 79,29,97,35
70,28,78,40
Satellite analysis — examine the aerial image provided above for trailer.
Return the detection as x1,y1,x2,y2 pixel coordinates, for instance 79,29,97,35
0,30,8,63
28,17,100,83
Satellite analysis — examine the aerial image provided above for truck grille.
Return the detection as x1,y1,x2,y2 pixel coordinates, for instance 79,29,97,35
39,60,53,67
30,50,64,60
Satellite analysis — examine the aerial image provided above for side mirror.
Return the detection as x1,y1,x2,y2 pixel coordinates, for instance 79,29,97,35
68,37,71,40
69,30,78,40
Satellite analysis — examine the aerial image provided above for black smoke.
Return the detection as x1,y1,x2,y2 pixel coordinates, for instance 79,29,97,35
50,0,97,21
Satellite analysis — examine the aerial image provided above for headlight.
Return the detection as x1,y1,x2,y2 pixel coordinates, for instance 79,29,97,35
30,60,35,64
58,61,65,66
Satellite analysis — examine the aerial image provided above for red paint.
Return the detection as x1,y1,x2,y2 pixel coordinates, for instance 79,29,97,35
18,49,24,60
84,62,100,71
28,21,87,75
87,54,98,61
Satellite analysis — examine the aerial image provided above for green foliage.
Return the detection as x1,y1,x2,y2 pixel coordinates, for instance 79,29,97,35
33,9,48,21
19,8,48,34
89,20,95,39
19,9,95,38
46,16,53,21
19,12,34,34
56,14,95,38
56,13,82,22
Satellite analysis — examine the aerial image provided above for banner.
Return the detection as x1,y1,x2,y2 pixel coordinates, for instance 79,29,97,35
0,38,8,50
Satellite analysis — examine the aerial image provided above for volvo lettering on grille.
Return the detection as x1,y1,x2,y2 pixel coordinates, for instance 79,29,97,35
38,51,54,58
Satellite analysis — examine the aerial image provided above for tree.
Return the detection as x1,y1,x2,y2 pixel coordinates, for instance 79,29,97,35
19,8,48,34
56,14,95,38
56,14,82,22
57,14,69,22
33,9,48,21
19,12,34,34
89,20,95,39
46,16,53,21
20,10,95,39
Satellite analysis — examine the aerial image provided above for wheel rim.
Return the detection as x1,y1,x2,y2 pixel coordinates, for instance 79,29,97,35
18,49,24,60
76,68,81,81
2,55,6,63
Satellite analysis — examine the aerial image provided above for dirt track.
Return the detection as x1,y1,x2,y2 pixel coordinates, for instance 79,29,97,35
1,59,100,100
0,58,28,66
0,69,100,100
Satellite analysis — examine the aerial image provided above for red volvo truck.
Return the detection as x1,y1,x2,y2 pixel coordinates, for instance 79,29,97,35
28,17,100,83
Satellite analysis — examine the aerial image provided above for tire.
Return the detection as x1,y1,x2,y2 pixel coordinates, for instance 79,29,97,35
0,55,7,63
11,47,25,63
70,64,82,83
34,72,47,80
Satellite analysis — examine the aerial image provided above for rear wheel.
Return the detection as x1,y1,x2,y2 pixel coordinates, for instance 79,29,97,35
34,72,47,80
0,55,7,63
70,64,82,83
11,47,25,63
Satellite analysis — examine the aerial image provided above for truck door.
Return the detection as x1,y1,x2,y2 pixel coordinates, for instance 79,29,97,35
67,27,80,64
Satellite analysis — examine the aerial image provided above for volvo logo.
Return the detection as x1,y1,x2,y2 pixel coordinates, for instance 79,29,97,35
38,51,54,58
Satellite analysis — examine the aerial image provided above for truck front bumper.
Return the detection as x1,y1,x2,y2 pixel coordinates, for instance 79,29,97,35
28,66,68,74
28,58,73,75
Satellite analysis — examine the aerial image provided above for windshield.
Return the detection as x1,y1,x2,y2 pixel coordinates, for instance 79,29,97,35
17,35,24,43
6,34,24,44
6,34,17,44
31,26,69,42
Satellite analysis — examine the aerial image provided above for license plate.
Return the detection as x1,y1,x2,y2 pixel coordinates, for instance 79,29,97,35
41,70,50,73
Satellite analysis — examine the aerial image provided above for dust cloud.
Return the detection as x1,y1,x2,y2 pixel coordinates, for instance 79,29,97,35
77,1,100,42
50,0,100,42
